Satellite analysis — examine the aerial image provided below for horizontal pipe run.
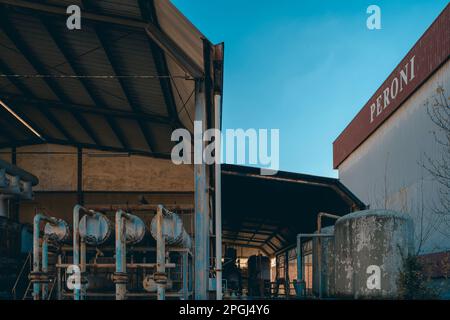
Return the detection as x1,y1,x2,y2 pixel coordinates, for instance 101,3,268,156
55,263,176,269
86,204,194,212
59,246,192,254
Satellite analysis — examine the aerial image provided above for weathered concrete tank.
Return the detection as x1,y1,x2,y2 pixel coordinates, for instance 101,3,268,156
334,210,414,299
312,226,335,297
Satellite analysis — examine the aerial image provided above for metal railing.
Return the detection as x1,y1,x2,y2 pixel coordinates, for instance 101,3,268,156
11,252,32,300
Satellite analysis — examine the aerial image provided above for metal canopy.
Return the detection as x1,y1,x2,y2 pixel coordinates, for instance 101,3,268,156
221,165,366,256
0,0,207,157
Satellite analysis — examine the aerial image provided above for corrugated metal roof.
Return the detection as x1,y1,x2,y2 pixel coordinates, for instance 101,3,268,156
0,0,208,157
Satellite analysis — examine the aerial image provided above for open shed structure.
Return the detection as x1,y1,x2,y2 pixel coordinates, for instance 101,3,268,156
0,0,364,300
0,0,224,300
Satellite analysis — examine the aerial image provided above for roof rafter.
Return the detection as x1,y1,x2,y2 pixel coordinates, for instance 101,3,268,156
0,9,96,145
82,0,155,152
40,18,128,148
0,94,174,125
138,0,180,128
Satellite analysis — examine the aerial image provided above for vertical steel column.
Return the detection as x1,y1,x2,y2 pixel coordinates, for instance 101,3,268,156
214,94,223,300
156,205,165,300
194,80,209,300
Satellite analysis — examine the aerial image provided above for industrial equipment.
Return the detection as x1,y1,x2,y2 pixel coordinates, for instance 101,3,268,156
28,204,193,300
247,255,271,298
222,248,242,297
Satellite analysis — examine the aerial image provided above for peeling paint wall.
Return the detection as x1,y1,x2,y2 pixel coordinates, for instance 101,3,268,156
334,210,414,299
338,60,450,254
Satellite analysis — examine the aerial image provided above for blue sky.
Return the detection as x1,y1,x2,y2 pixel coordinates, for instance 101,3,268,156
172,0,448,177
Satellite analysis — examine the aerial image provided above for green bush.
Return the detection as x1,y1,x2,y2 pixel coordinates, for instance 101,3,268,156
397,255,437,300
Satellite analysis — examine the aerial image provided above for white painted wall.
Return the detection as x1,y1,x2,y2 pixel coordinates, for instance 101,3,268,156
338,59,450,255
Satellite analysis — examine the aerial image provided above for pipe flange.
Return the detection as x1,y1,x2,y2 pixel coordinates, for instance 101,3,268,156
112,272,128,284
29,272,51,284
153,272,168,285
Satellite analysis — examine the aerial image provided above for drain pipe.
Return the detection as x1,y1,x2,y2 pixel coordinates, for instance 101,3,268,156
295,233,333,299
316,212,340,299
31,213,59,300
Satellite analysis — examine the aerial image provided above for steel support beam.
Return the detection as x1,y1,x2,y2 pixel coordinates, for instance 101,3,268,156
194,80,209,300
0,94,173,125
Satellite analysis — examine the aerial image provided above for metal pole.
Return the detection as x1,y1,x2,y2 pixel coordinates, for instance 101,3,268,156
32,214,41,300
156,205,165,300
57,254,62,300
214,93,223,300
80,237,86,300
72,205,82,300
115,210,128,300
41,236,49,300
32,213,59,300
296,235,302,292
194,80,209,300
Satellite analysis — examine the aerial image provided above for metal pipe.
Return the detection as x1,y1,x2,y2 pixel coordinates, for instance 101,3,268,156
32,213,43,300
115,209,129,300
295,233,334,299
57,254,62,300
72,205,82,300
42,236,49,300
156,205,165,300
56,263,176,269
316,212,340,299
214,93,223,300
80,238,86,300
72,204,98,300
32,213,59,300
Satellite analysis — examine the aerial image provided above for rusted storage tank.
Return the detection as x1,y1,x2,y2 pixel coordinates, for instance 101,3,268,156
312,226,335,297
334,210,414,299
